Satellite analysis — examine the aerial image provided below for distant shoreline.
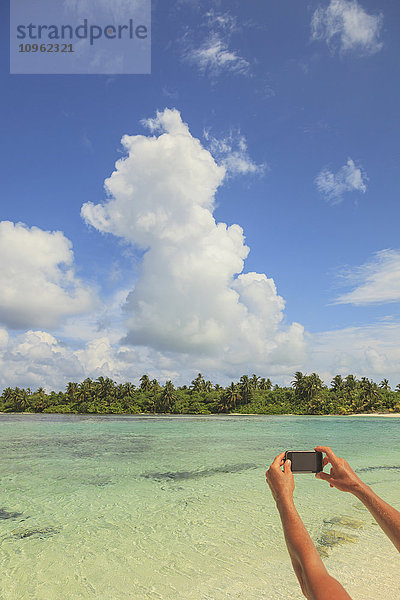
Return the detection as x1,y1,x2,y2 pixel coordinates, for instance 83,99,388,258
1,411,399,417
341,412,400,417
230,412,400,417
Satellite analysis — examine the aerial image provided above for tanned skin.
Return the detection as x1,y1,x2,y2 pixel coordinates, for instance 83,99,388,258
266,451,352,600
266,446,400,599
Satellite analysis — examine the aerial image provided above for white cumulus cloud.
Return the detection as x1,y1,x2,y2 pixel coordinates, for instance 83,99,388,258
334,249,400,305
311,321,400,385
311,0,383,55
0,221,95,330
315,158,367,204
2,317,400,392
0,329,84,390
81,108,305,372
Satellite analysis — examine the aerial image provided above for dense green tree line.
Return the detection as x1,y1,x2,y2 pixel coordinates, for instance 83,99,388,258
1,372,400,415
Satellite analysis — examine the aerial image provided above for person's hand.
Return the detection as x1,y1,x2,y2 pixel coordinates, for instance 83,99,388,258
314,446,364,493
266,451,295,505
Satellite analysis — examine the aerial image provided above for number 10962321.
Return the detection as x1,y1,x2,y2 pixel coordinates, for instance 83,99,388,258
19,43,74,53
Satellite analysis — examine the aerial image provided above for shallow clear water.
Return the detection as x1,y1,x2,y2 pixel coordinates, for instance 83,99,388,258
0,414,399,600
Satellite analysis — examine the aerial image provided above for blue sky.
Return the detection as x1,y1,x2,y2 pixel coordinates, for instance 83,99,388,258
1,0,400,390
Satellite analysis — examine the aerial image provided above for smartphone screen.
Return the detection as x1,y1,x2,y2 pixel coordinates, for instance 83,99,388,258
285,451,323,473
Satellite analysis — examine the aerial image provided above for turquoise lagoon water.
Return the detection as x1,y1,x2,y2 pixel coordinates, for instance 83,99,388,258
0,414,399,600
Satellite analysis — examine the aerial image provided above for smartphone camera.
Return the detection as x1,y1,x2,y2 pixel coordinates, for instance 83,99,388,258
285,451,323,473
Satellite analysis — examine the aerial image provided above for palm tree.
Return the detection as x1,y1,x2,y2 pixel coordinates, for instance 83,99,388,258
218,384,240,413
218,395,230,413
250,374,259,390
17,388,31,412
331,375,344,393
77,378,93,404
304,373,323,403
139,375,151,392
161,380,175,412
204,380,213,393
33,387,48,412
379,379,391,391
190,373,205,392
115,384,125,401
224,382,241,411
291,371,304,395
95,377,116,404
344,374,357,392
239,375,252,404
2,387,17,409
151,379,160,393
259,378,272,391
105,377,116,401
122,382,136,397
359,378,379,412
66,382,78,402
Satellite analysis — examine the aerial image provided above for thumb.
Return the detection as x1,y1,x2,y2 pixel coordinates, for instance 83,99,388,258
284,459,291,473
315,471,333,483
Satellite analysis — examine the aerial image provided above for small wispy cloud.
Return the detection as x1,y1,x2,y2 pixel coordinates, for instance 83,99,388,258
334,249,400,305
311,0,383,56
204,129,265,177
182,9,250,77
82,132,94,152
204,9,238,35
162,86,179,100
184,36,250,77
315,158,367,204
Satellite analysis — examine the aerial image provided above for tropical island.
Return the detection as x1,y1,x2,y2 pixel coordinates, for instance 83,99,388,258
1,372,400,415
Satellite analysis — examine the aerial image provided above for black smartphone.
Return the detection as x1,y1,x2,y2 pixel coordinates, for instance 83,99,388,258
284,451,323,473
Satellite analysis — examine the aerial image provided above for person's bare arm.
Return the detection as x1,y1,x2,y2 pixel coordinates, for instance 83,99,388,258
315,446,400,553
266,452,352,600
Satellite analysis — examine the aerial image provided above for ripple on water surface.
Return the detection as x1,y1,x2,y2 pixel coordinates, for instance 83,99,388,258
0,414,399,600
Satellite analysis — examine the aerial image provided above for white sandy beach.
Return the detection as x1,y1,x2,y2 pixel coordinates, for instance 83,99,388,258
230,412,400,417
347,412,400,417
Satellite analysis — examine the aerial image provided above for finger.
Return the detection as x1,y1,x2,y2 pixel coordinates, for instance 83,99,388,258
271,451,286,468
315,471,333,483
283,459,292,474
314,446,337,462
322,456,329,467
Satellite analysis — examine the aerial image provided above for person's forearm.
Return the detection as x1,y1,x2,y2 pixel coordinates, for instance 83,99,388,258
276,497,322,599
276,498,353,600
353,482,400,552
277,497,325,569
